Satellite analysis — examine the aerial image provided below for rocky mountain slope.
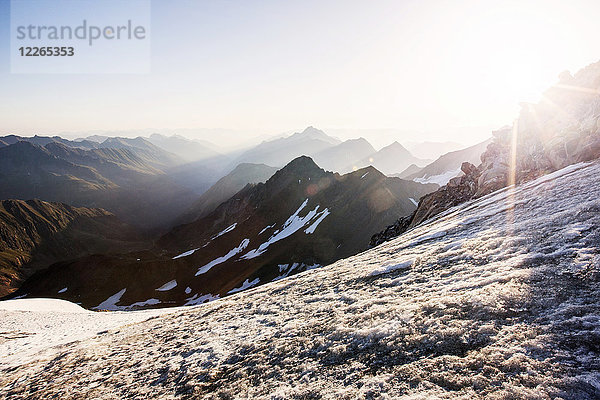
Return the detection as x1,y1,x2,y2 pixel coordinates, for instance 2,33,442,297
9,157,436,309
373,60,600,246
1,159,598,399
0,199,145,297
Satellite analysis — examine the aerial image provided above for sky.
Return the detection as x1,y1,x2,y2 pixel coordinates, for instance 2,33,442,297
0,0,599,148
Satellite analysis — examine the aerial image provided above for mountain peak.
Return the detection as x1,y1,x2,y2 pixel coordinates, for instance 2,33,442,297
280,155,321,173
289,127,339,145
380,141,411,155
301,126,323,134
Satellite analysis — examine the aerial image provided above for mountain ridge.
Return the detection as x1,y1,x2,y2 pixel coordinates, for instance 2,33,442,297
0,199,146,296
9,156,436,309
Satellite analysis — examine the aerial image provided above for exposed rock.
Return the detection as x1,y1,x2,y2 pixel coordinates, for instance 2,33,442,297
369,215,411,247
372,60,600,246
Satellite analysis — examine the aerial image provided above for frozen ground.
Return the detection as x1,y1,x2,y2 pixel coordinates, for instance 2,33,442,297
1,161,600,399
0,299,172,369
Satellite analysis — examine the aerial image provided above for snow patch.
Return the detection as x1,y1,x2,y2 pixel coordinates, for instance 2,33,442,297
304,208,330,234
173,248,199,259
196,239,250,276
228,278,260,294
211,223,237,240
0,298,87,313
361,172,369,179
409,197,418,207
259,224,275,235
414,167,461,186
184,293,219,306
242,199,324,259
156,280,177,291
93,288,127,311
58,287,68,294
126,298,161,309
370,260,414,276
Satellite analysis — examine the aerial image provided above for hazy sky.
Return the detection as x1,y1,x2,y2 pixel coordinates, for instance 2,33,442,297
0,0,598,147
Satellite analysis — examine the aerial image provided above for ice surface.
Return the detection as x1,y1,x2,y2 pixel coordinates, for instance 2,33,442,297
2,161,600,399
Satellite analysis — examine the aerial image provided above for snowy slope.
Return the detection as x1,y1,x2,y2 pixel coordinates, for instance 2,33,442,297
0,299,171,368
1,161,600,399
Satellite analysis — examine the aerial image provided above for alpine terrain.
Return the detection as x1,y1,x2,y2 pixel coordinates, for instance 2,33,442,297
7,157,435,309
1,158,598,399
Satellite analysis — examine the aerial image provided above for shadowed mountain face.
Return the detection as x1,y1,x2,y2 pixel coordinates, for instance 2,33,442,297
0,140,200,231
177,163,279,224
0,199,145,297
10,157,437,309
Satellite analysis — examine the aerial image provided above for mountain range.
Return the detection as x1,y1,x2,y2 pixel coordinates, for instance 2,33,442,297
9,157,436,309
0,126,491,300
0,137,199,231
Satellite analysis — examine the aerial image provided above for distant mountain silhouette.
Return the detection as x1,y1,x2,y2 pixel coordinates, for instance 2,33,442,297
312,138,376,173
352,141,430,175
397,139,491,186
146,133,220,162
232,127,341,167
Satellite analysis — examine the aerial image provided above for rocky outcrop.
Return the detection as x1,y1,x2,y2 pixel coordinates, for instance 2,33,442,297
372,60,600,246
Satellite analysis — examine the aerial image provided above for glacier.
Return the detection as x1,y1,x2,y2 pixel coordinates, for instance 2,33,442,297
1,161,599,399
